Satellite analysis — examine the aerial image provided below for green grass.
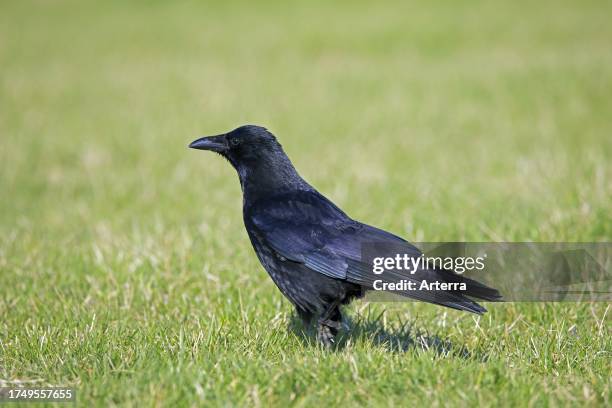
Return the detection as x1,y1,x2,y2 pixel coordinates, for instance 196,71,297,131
1,0,611,406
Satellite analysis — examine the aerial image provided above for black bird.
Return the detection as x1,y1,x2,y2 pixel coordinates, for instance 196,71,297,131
189,125,501,346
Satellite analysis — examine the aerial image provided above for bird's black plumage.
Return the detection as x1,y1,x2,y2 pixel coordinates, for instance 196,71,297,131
189,125,501,345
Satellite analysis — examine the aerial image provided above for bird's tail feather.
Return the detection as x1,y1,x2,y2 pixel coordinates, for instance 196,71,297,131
434,267,503,302
346,260,501,315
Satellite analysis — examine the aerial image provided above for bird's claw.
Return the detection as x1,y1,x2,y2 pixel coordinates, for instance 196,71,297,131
317,324,336,348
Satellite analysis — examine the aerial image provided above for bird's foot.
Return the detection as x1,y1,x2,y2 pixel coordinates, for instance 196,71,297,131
316,324,336,347
316,319,341,348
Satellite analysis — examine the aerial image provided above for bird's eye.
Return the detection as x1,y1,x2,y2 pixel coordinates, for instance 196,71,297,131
230,138,240,147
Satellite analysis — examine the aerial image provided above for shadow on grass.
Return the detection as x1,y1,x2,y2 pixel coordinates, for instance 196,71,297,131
288,308,478,360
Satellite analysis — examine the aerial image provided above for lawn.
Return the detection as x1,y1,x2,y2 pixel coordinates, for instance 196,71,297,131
0,0,610,406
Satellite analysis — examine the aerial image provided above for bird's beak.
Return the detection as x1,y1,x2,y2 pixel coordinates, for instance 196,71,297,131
188,134,228,152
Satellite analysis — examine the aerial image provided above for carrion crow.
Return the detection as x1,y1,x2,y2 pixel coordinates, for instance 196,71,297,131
189,125,501,346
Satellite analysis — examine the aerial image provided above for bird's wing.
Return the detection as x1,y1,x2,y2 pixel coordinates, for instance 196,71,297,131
247,190,500,313
246,190,419,280
247,190,353,279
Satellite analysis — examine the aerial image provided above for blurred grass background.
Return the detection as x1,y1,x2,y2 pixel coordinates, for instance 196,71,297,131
0,0,610,406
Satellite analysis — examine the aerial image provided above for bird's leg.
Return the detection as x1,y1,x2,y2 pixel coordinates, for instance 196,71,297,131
317,302,343,347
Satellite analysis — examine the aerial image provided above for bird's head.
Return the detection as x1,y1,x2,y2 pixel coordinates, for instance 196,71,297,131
189,125,283,170
189,125,310,197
